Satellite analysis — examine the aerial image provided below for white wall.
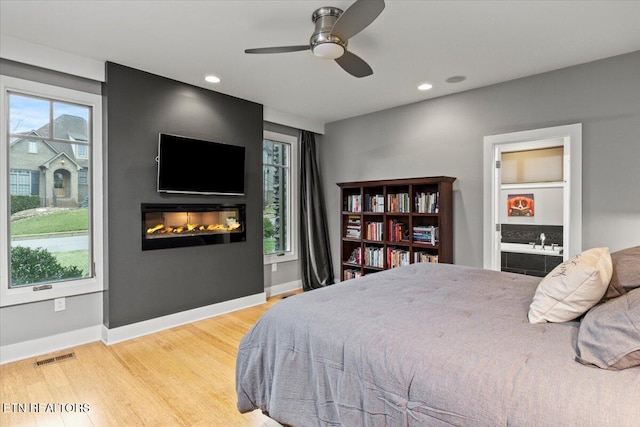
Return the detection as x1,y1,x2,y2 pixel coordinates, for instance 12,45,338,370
499,187,563,226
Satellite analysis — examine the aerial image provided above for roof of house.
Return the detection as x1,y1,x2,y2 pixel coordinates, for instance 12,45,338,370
10,114,89,169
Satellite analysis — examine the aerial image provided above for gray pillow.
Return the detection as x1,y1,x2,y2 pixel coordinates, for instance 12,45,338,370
610,246,640,292
576,288,640,370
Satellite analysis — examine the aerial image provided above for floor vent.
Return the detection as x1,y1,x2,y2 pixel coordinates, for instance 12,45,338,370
34,351,76,367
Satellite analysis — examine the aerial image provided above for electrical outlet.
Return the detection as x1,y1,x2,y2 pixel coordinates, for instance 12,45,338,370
54,297,66,312
271,263,278,272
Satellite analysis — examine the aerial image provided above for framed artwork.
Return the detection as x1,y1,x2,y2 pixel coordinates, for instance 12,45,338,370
508,193,534,216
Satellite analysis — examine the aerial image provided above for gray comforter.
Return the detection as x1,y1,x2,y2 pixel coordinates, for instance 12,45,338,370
236,263,640,426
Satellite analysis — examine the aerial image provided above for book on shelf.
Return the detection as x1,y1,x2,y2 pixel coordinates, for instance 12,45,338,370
387,247,410,268
345,215,361,238
388,219,409,242
365,221,384,241
347,247,362,264
414,252,439,263
413,225,438,245
387,192,410,213
365,194,385,212
364,246,384,268
345,194,362,212
343,269,363,281
415,191,439,213
346,227,361,238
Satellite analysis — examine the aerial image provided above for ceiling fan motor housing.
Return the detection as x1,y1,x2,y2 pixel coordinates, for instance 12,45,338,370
311,7,346,59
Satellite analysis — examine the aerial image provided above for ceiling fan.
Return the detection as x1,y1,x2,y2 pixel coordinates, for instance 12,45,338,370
244,0,385,78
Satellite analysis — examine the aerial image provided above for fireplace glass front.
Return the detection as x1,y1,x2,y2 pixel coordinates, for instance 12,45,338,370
141,203,246,250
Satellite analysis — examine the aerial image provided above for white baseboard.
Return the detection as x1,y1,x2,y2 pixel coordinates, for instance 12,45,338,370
0,325,102,365
1,292,267,364
265,280,302,298
102,292,266,345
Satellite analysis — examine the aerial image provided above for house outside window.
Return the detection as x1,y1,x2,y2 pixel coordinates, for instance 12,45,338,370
263,130,298,264
28,141,37,153
1,75,104,306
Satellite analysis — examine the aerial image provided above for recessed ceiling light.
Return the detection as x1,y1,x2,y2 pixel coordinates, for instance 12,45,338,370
418,83,433,91
446,75,466,83
205,75,221,83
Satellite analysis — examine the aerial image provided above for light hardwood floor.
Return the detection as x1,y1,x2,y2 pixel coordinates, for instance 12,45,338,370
1,293,295,427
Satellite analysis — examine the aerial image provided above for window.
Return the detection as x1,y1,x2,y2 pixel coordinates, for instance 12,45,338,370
75,142,88,159
78,169,88,185
263,130,298,264
10,169,39,196
9,169,32,195
1,75,104,306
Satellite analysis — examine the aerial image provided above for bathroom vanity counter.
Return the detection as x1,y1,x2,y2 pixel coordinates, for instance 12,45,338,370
500,242,563,256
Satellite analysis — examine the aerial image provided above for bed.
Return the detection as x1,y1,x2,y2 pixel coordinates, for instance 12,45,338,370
236,250,640,426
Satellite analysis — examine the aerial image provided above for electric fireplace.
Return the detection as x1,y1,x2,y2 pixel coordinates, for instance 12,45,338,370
141,203,246,250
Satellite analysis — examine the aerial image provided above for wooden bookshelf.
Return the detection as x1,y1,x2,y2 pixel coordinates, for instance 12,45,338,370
338,176,456,281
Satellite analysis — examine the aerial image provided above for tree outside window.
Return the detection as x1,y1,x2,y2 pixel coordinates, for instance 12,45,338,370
262,130,298,265
263,139,290,255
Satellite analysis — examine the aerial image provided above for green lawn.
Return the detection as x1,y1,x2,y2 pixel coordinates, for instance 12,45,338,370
11,209,90,277
54,250,90,277
11,209,89,237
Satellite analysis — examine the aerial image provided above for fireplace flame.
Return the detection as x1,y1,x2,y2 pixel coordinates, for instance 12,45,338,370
147,224,164,234
146,221,240,235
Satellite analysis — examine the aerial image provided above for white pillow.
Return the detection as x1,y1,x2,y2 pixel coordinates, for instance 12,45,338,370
528,247,613,324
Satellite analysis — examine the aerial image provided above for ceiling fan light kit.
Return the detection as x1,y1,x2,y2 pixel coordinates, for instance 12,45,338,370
244,0,385,78
312,41,345,59
311,7,347,59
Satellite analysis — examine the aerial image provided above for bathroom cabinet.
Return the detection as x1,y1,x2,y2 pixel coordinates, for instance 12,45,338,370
501,251,562,277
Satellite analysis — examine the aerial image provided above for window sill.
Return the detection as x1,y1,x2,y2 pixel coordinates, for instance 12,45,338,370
264,252,298,265
0,277,103,307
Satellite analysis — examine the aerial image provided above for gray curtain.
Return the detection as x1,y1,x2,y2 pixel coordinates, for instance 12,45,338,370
300,131,335,290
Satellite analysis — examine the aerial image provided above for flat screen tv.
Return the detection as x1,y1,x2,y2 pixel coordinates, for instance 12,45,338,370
157,133,245,196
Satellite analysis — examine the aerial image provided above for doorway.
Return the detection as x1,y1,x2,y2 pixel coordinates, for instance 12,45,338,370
53,169,70,198
483,124,582,272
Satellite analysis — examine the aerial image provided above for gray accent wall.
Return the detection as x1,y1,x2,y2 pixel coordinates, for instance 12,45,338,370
320,51,640,272
103,62,264,328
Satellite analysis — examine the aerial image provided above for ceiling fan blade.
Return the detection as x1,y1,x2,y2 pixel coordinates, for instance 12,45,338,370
244,45,309,54
331,0,385,41
335,51,373,78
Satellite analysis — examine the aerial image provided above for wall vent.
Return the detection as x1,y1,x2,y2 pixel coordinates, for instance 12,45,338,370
34,351,75,367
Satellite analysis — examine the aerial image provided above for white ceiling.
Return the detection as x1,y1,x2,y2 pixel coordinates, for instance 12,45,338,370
1,0,639,125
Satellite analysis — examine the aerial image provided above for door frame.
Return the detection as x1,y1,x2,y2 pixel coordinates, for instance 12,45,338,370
482,124,582,271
